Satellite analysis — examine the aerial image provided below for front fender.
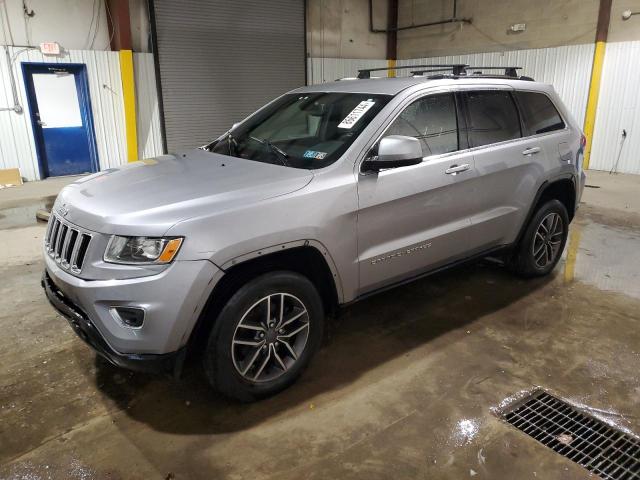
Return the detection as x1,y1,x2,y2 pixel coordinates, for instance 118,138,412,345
219,239,345,303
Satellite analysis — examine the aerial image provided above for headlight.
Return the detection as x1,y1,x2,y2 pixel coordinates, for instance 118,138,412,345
104,236,183,264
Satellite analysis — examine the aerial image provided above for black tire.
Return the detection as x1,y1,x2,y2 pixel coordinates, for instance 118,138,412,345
203,271,324,402
510,199,569,278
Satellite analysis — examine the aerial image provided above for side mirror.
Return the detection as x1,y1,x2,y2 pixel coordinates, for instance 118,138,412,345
362,135,423,172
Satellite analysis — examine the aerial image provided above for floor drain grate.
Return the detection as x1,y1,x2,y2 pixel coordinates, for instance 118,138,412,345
500,390,640,479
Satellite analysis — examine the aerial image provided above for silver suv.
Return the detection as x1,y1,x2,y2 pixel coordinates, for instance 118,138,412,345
43,66,586,400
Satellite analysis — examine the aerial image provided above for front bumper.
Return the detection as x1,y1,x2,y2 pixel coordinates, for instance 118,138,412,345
43,271,185,375
43,251,221,358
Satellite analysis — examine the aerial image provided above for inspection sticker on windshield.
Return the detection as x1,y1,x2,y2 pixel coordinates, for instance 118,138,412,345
338,100,376,129
303,150,327,160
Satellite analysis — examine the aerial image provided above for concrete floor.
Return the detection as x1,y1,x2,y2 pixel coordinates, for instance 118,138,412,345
1,171,639,479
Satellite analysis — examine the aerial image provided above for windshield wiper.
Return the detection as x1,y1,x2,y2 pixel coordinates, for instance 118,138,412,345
249,136,289,166
227,131,239,156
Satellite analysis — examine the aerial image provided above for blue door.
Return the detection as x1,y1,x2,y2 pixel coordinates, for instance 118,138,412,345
23,63,99,178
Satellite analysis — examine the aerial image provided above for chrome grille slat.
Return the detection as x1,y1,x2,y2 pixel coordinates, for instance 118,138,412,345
53,220,63,254
60,226,72,262
62,229,78,266
74,234,91,270
55,225,68,258
44,215,55,244
44,213,93,274
48,218,60,253
52,220,63,256
69,232,82,269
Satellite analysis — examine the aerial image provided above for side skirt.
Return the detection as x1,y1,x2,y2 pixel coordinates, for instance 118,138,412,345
341,245,510,308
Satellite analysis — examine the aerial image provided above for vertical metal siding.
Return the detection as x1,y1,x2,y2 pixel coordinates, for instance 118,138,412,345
590,41,640,174
134,52,164,159
308,44,594,130
306,58,388,84
0,47,129,180
0,47,38,180
65,49,127,170
153,0,305,152
395,44,595,128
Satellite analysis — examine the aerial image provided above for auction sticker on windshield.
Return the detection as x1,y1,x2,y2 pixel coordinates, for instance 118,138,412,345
303,150,327,160
338,100,376,129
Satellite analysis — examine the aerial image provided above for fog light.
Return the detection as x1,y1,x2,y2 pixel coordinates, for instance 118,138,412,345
110,307,145,328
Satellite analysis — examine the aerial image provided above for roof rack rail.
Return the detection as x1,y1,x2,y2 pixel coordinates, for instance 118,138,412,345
410,66,524,78
423,73,535,82
357,64,468,79
467,66,522,77
409,67,458,76
360,64,533,80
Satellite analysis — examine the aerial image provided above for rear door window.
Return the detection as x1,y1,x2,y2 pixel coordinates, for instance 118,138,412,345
383,93,459,157
515,91,565,135
464,91,521,147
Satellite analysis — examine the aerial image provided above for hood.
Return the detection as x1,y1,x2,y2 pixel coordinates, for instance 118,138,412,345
56,149,313,235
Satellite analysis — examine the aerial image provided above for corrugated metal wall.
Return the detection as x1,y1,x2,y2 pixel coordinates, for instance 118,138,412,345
0,47,162,181
3,41,637,178
307,58,387,84
398,44,596,128
152,0,305,152
589,41,640,174
308,44,594,133
134,52,164,159
0,47,125,179
0,47,37,180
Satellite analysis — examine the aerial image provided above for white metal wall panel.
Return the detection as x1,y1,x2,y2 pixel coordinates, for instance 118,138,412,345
0,47,128,180
590,41,640,174
395,44,595,128
153,0,305,152
66,49,127,170
134,52,164,159
0,47,37,180
308,44,593,130
307,58,388,84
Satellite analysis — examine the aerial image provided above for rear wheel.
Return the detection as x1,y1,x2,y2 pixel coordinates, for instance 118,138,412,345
510,199,569,277
203,271,324,401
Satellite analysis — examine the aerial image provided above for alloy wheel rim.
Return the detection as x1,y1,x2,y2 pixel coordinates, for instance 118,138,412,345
532,212,564,268
231,293,310,383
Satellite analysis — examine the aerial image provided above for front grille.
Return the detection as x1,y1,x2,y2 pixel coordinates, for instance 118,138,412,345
500,390,640,479
44,214,92,273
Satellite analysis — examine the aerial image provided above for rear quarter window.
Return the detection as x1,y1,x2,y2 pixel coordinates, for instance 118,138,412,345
515,91,565,135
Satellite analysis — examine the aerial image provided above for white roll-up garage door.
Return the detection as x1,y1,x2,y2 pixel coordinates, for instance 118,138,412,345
151,0,306,152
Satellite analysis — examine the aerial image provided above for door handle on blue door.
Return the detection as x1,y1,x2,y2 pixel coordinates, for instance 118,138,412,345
522,147,541,155
445,164,471,175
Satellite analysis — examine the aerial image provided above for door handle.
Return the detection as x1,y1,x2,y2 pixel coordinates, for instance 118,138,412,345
522,147,541,155
445,163,471,175
37,120,46,126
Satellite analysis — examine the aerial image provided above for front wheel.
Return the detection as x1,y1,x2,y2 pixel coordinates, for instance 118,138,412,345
510,199,569,277
203,271,324,401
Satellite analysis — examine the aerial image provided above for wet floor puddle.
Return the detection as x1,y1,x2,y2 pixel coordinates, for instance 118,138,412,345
563,217,640,300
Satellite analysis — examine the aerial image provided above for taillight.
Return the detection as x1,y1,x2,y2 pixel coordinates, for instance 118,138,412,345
580,134,587,149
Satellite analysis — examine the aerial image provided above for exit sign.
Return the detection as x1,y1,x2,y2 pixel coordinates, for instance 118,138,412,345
40,42,61,55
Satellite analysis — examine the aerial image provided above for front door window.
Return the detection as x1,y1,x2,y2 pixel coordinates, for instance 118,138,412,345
382,93,459,158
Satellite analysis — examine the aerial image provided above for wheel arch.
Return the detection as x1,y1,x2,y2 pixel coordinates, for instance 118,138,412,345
516,176,577,246
186,242,342,355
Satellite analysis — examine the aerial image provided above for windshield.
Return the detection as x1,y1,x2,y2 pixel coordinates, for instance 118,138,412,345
207,92,392,169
